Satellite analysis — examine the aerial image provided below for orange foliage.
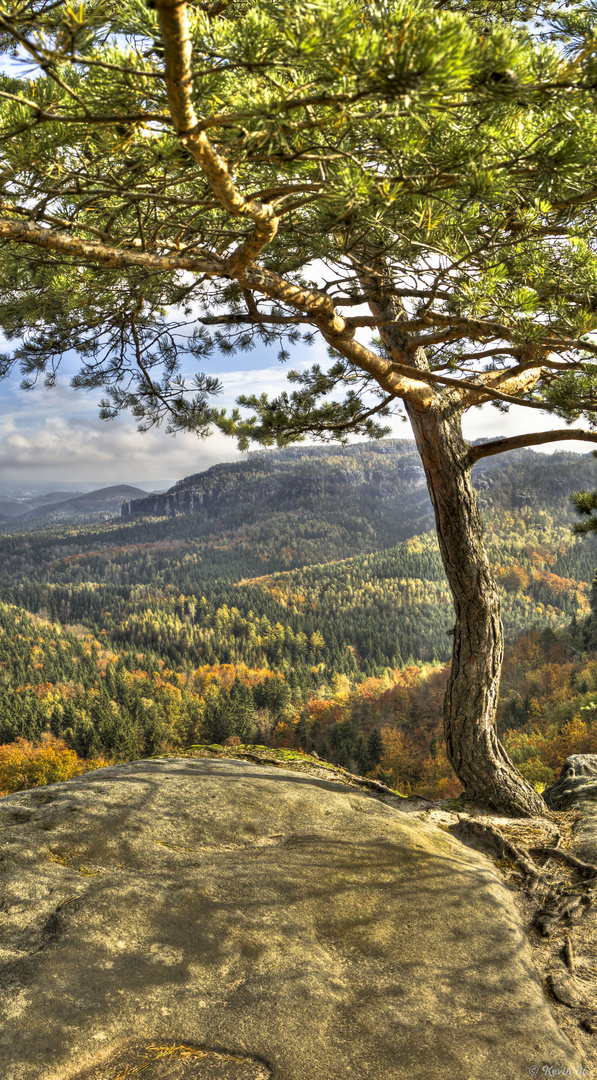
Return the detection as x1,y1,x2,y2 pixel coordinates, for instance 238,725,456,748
416,743,463,801
554,715,597,766
0,734,109,796
501,629,549,670
271,720,296,746
523,542,556,567
496,565,530,593
14,682,56,700
304,697,343,727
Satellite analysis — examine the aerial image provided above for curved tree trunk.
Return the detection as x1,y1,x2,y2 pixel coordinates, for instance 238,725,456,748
406,397,546,817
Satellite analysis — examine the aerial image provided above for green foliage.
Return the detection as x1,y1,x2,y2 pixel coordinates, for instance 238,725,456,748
201,677,256,743
2,1,597,437
571,485,597,536
0,445,594,694
0,441,595,790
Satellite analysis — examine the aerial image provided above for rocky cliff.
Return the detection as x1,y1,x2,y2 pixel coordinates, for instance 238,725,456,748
121,441,428,520
121,439,597,525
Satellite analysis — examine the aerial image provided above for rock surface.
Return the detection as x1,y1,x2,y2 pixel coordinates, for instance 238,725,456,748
544,754,597,860
0,757,583,1080
544,754,597,810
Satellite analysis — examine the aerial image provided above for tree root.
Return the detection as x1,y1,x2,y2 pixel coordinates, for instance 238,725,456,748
534,892,592,938
531,846,597,879
563,933,575,972
456,815,552,891
455,814,597,937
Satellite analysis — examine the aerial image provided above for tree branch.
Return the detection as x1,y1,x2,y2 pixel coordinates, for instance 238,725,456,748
0,217,435,405
468,428,597,463
154,0,278,275
550,187,597,213
412,310,597,357
0,90,169,125
0,218,224,273
0,221,573,413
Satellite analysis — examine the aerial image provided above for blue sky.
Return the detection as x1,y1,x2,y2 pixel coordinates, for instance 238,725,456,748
0,328,593,495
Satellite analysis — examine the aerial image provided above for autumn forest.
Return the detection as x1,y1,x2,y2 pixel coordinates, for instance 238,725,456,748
2,440,597,802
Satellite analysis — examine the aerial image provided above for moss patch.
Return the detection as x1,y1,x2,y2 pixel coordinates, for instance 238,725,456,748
154,743,407,798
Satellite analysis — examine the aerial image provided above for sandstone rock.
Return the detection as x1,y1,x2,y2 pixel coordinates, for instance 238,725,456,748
0,757,583,1079
544,754,597,861
544,755,597,811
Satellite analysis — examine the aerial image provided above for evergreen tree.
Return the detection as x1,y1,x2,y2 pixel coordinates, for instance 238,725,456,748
367,728,384,768
337,743,353,771
354,734,370,776
295,716,308,750
5,0,597,810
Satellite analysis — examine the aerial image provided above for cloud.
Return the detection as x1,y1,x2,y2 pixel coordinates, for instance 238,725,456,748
0,360,320,492
462,401,597,455
0,342,594,495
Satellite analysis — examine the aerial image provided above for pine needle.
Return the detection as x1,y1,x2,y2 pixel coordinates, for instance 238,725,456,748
108,1043,256,1080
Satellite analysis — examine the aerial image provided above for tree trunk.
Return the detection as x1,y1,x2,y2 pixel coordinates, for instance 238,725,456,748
406,396,546,817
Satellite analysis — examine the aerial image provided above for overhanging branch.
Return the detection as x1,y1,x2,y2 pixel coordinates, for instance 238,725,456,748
468,428,597,464
0,218,225,274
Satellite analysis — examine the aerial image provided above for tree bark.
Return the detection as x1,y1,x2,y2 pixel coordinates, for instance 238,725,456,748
405,396,547,817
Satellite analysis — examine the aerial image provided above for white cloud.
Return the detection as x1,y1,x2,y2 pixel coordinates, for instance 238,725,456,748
462,402,597,456
0,339,594,495
0,360,318,492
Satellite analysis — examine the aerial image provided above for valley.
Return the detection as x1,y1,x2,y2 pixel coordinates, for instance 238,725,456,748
1,440,597,802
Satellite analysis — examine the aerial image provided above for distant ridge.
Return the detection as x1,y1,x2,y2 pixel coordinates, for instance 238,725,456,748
25,485,149,523
120,439,597,528
121,440,425,522
0,490,85,519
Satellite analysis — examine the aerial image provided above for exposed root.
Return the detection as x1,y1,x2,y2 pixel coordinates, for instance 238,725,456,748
534,891,592,939
531,846,597,879
455,813,597,937
563,933,575,972
456,814,553,891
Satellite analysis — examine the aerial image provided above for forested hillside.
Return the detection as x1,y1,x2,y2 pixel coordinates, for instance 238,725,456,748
0,485,149,525
2,441,597,799
122,439,597,531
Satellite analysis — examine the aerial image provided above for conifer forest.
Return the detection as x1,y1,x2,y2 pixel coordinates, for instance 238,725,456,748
2,442,597,803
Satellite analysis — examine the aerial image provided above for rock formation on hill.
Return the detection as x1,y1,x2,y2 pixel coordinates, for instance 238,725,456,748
0,756,582,1080
121,442,426,522
120,439,597,525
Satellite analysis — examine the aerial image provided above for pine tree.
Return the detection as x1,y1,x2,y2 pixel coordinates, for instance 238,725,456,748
4,0,597,810
337,743,353,771
367,728,384,769
354,733,370,776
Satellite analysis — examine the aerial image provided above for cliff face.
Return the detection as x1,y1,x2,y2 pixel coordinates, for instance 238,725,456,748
121,438,597,524
121,441,426,521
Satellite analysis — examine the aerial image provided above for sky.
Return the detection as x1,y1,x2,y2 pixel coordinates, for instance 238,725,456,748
0,329,594,496
1,47,595,497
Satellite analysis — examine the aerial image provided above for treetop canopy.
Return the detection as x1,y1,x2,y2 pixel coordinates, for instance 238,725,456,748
2,0,597,450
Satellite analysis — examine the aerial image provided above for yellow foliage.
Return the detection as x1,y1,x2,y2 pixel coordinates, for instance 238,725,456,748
0,734,108,796
331,672,351,704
